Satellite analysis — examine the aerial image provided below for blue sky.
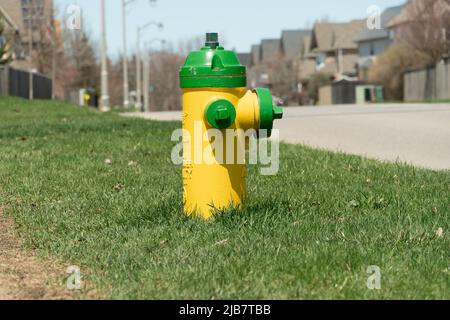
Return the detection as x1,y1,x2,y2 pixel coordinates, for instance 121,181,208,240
54,0,405,58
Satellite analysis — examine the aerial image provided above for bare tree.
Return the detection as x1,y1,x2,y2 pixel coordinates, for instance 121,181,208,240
368,44,429,100
137,37,205,111
33,3,54,74
147,51,184,111
64,29,98,90
176,36,206,56
248,57,298,105
394,0,450,63
107,55,125,107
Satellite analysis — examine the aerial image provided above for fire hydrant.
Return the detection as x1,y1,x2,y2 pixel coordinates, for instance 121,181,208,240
179,33,283,219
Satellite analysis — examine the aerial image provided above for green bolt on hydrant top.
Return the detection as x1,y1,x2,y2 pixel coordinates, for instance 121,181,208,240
179,33,247,88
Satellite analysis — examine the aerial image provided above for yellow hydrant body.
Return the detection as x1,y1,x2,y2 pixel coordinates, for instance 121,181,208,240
180,33,282,219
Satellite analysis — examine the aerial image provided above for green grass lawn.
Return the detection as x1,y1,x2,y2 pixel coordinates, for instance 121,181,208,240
0,97,448,299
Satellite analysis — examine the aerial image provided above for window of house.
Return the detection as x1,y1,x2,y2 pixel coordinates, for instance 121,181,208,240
21,0,45,24
370,43,375,56
316,53,326,66
389,30,396,40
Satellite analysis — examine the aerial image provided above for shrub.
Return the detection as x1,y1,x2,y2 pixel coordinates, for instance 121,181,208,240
368,44,430,100
307,73,334,104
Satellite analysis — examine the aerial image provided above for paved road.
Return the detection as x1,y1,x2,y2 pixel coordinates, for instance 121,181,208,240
122,103,450,170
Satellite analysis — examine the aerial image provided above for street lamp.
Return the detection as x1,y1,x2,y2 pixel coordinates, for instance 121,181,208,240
135,21,163,111
122,0,157,108
143,38,165,112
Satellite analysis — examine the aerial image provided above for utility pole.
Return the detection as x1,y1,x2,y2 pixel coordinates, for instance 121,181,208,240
26,0,35,100
122,0,129,108
122,0,137,108
100,0,110,112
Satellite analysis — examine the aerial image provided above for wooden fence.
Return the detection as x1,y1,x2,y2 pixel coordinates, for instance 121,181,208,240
404,61,450,102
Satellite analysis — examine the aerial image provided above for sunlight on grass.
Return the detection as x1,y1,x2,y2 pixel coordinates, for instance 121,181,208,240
0,97,449,299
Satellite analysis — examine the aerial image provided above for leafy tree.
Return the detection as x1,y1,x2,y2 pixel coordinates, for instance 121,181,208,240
307,73,333,104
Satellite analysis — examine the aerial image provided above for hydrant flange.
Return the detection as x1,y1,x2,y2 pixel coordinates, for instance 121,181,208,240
254,88,284,136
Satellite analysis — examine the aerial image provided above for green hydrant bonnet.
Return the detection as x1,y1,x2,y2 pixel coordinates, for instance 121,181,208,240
179,33,247,88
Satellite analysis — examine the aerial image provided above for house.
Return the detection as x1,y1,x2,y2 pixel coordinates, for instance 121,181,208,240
280,30,315,81
248,39,282,88
260,39,282,62
250,44,261,66
236,53,251,68
0,0,53,69
296,35,316,81
354,5,404,80
247,30,312,103
281,30,310,60
309,19,366,78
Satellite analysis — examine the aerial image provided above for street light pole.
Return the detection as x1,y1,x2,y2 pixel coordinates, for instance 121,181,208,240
143,38,165,112
122,0,137,108
143,53,150,112
136,28,142,111
123,0,158,109
122,0,130,108
135,21,163,111
100,0,110,112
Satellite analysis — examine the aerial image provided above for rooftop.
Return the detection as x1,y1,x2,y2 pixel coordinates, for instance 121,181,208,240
281,29,311,59
310,19,367,52
354,5,404,43
260,38,282,62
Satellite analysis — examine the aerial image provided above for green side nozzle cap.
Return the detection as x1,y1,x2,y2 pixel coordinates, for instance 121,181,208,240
253,88,284,137
205,99,236,129
179,33,246,88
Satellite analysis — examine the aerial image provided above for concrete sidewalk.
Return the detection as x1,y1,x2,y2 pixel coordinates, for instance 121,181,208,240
122,103,450,170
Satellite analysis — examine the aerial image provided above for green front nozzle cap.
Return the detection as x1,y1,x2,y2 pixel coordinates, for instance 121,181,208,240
205,99,236,129
179,33,246,88
253,88,284,137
